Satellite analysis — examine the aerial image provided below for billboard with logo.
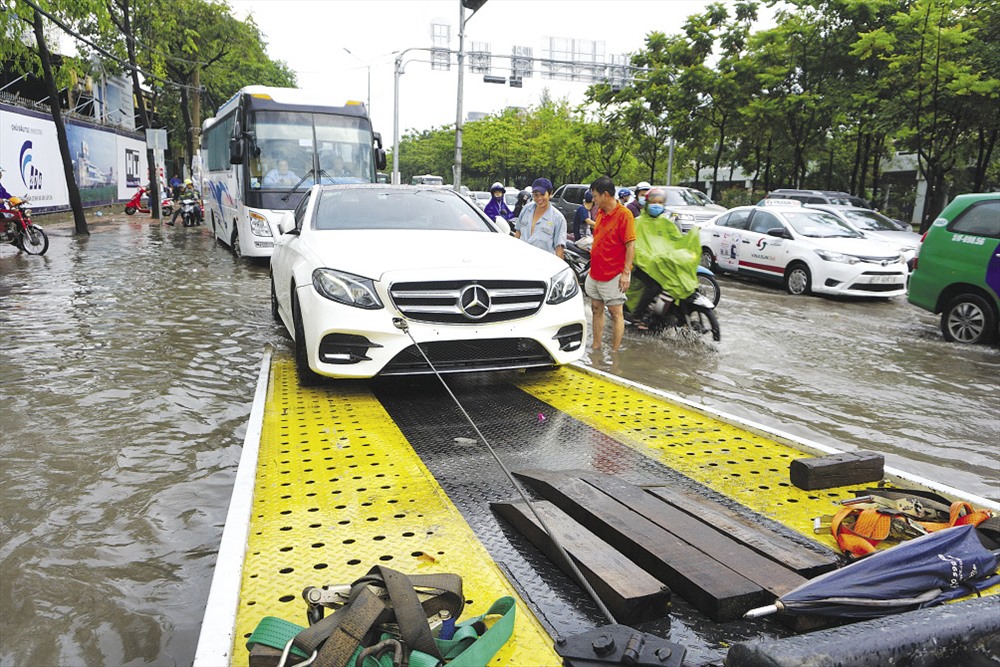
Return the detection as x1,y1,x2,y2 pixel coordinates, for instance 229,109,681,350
0,104,147,212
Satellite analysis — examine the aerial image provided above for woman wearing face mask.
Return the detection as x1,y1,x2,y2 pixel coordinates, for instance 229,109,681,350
625,188,701,327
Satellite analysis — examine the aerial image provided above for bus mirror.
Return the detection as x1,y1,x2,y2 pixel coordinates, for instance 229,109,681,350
229,138,244,164
373,132,383,149
375,148,387,171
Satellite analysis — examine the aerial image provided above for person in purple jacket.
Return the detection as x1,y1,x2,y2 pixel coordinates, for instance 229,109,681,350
484,181,514,228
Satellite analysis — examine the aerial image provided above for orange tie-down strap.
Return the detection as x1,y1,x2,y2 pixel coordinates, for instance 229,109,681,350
832,502,994,558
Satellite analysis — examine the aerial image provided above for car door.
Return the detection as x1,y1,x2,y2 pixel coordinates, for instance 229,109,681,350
273,188,313,317
707,208,752,273
739,209,790,282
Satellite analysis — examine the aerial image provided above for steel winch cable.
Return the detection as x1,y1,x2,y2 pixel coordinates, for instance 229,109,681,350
391,317,618,626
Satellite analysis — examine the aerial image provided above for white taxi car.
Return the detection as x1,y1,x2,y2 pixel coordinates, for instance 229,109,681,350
270,185,586,382
699,200,908,297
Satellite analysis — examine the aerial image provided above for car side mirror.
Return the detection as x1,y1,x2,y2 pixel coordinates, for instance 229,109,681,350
767,227,790,239
492,215,511,234
278,212,298,235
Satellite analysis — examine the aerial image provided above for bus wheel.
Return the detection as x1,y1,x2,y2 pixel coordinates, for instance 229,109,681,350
231,227,242,258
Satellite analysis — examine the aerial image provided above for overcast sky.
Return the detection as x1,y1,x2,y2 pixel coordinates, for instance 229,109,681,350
228,0,777,147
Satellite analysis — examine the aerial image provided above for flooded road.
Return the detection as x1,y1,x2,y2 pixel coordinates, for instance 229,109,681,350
0,213,997,666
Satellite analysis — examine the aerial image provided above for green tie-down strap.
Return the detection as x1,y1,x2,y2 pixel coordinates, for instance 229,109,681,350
247,596,515,667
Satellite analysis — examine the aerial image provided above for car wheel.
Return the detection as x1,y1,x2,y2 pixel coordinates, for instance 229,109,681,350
270,273,281,323
700,248,715,270
292,292,322,386
785,263,811,295
941,293,997,344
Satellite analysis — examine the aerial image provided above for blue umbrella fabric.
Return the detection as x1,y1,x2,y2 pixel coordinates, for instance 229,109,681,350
745,524,1000,619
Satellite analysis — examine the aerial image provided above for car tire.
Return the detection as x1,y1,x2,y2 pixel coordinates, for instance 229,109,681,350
700,248,716,271
940,293,997,344
292,292,322,386
270,273,281,323
785,263,811,295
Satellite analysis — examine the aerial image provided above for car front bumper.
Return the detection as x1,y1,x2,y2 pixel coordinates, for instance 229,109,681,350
810,260,908,297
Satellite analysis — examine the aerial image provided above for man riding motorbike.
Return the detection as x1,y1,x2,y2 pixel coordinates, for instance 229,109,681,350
625,187,701,328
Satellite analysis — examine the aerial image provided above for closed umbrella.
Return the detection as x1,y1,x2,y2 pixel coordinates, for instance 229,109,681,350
745,524,1000,619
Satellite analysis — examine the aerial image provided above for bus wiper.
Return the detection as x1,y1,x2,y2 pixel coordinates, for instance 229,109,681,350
281,169,314,202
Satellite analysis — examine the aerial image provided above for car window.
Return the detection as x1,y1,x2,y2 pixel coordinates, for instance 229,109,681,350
841,209,899,232
553,185,566,199
719,209,751,230
783,210,863,238
749,210,782,233
663,188,700,206
293,190,311,230
949,200,1000,238
687,190,715,206
315,188,493,231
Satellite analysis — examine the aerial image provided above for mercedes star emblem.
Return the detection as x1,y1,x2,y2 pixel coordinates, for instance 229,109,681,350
459,284,491,319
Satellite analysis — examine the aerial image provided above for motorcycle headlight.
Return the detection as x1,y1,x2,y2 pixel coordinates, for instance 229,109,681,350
814,249,860,264
248,211,272,237
312,268,383,309
547,266,579,305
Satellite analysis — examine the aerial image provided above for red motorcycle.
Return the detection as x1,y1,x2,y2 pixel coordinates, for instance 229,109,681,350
125,185,173,216
1,196,49,255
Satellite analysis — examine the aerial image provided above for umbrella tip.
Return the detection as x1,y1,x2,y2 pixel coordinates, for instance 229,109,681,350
744,604,779,618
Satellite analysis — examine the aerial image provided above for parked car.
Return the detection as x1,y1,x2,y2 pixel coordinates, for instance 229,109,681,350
270,184,586,381
699,200,908,297
806,204,922,270
908,193,1000,344
550,183,591,221
765,189,870,208
471,191,492,209
652,186,726,232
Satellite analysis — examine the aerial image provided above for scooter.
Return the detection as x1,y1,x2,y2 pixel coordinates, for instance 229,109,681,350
0,195,48,255
124,186,173,217
178,197,201,227
564,236,722,307
626,286,721,342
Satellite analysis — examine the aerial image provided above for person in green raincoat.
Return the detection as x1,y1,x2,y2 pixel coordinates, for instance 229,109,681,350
626,188,702,324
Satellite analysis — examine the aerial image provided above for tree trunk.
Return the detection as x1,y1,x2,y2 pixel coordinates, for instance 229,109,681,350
33,10,88,235
120,0,161,219
973,127,997,191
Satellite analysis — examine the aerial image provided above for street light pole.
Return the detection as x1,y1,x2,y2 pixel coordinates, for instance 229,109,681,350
343,47,371,115
453,0,487,192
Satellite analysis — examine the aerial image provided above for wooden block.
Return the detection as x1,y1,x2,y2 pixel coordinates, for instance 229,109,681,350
579,472,808,599
514,469,769,622
493,500,671,624
644,486,839,578
789,451,884,490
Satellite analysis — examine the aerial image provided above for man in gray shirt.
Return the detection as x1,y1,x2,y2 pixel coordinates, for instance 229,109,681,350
514,177,567,259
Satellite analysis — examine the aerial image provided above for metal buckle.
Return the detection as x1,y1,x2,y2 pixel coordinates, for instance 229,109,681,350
275,638,317,667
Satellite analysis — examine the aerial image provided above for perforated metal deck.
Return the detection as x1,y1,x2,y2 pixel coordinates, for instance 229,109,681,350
228,358,994,667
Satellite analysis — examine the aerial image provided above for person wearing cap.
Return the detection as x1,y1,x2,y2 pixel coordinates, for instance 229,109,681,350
572,190,595,241
514,177,567,258
627,181,651,218
586,176,636,352
484,181,514,226
618,187,633,208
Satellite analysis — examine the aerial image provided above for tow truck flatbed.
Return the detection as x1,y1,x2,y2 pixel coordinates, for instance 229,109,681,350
195,351,999,666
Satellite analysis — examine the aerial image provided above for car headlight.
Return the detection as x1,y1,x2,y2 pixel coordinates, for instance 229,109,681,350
674,213,696,221
547,267,579,305
312,268,383,309
248,211,273,237
814,249,860,264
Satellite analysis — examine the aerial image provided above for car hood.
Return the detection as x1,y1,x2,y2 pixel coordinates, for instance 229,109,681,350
799,236,904,259
666,205,724,216
863,229,922,247
298,229,569,280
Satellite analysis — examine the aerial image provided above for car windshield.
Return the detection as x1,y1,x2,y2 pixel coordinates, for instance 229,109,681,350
687,190,715,206
663,189,701,206
314,188,493,231
840,209,903,232
783,210,864,238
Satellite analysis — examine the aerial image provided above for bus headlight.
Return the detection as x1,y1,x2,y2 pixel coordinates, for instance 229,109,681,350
248,211,273,237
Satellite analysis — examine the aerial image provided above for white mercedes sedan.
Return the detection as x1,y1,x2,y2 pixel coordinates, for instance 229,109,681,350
270,185,586,382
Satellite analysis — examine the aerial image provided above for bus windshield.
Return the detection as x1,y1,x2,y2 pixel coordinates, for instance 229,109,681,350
249,111,373,191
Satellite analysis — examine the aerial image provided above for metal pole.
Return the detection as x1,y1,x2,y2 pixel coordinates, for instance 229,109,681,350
667,136,675,185
393,54,402,185
343,48,371,115
453,1,465,191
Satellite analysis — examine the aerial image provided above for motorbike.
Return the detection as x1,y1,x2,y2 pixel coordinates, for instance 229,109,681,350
125,186,173,217
626,286,721,342
0,195,49,255
178,197,201,227
565,235,722,307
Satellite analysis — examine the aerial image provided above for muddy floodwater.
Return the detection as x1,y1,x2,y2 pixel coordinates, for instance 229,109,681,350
1,213,997,666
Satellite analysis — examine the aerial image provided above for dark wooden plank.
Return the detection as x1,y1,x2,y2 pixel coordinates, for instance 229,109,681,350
578,472,808,599
514,469,769,622
644,485,839,578
492,500,671,624
789,451,884,490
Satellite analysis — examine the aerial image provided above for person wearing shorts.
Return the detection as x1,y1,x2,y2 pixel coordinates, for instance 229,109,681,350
585,176,636,352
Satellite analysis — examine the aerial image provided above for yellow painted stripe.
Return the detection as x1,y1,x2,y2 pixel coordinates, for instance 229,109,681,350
233,356,559,664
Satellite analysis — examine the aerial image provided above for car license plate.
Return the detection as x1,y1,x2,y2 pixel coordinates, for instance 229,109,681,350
870,275,899,284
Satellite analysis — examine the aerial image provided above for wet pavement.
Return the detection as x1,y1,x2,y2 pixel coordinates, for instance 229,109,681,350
0,210,997,666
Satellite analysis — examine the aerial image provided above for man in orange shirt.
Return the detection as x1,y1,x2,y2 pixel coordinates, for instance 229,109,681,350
585,176,636,352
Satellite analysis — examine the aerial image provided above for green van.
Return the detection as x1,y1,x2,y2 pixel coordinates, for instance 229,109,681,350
908,193,1000,344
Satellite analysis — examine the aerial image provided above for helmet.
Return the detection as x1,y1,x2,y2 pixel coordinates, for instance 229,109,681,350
184,179,192,185
618,188,632,198
490,181,504,193
635,181,651,193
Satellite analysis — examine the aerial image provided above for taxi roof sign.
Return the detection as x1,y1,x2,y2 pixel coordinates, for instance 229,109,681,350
762,198,802,207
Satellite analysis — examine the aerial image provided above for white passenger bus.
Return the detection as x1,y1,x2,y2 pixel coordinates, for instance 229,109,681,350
201,86,386,258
